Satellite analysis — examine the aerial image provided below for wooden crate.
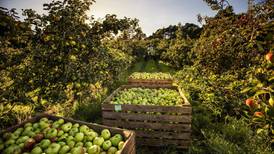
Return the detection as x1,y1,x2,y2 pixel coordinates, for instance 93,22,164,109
102,85,192,149
1,113,136,154
127,78,173,86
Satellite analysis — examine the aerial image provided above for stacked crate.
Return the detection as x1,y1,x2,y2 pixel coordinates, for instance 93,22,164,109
102,83,192,149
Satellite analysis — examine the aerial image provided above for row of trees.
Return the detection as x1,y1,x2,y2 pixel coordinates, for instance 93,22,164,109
0,0,145,128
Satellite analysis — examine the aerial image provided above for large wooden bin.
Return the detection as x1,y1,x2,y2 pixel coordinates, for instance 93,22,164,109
1,113,136,154
102,85,192,149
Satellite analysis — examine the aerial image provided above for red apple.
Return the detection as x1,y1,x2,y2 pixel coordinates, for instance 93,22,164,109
266,52,273,62
245,98,255,108
254,111,264,117
34,133,44,142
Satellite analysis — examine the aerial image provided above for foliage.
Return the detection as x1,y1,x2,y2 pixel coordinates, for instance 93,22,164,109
145,23,202,68
194,1,273,74
240,58,274,143
174,65,273,153
0,0,143,129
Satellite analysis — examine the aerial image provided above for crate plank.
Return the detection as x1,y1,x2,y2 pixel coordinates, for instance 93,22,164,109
136,138,191,148
103,119,191,132
134,130,191,140
102,111,191,123
102,104,191,114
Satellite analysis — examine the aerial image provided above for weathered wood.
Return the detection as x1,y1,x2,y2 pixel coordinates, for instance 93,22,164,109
103,119,191,132
134,130,191,140
136,138,191,148
103,111,191,123
128,78,173,86
1,113,136,154
102,104,192,114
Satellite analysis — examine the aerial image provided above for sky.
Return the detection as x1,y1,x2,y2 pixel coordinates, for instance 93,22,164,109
1,0,248,35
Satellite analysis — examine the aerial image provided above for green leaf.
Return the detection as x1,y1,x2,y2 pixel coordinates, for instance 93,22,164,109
256,128,264,134
254,90,270,96
240,87,252,93
269,97,274,107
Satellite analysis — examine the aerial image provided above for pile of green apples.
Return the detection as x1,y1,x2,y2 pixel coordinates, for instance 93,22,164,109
129,72,172,80
0,117,125,154
111,88,183,106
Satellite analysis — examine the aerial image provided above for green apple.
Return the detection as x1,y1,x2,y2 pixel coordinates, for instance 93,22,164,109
59,145,70,154
52,121,60,128
58,141,66,146
101,129,111,140
85,141,93,148
40,117,49,122
61,122,72,132
31,146,43,154
102,140,112,151
79,125,90,134
13,128,24,136
107,147,117,154
10,133,19,140
27,132,36,138
57,119,65,125
39,139,51,149
39,121,50,130
33,123,40,130
42,127,50,135
45,128,58,139
24,122,32,128
75,142,84,147
16,136,29,144
69,127,79,136
75,132,84,142
71,146,84,154
87,145,100,154
18,143,24,149
45,143,61,154
73,123,80,128
58,133,68,141
115,150,122,154
34,129,41,134
57,130,64,137
67,140,75,148
109,135,122,147
66,136,74,143
101,152,107,154
5,139,15,146
86,131,98,141
118,141,124,150
3,145,21,154
93,137,104,146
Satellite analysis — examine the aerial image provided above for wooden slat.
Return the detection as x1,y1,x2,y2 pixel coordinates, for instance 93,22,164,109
121,131,136,154
135,130,191,140
102,104,192,114
128,78,173,85
136,138,191,148
103,119,191,132
121,84,175,89
102,112,191,123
